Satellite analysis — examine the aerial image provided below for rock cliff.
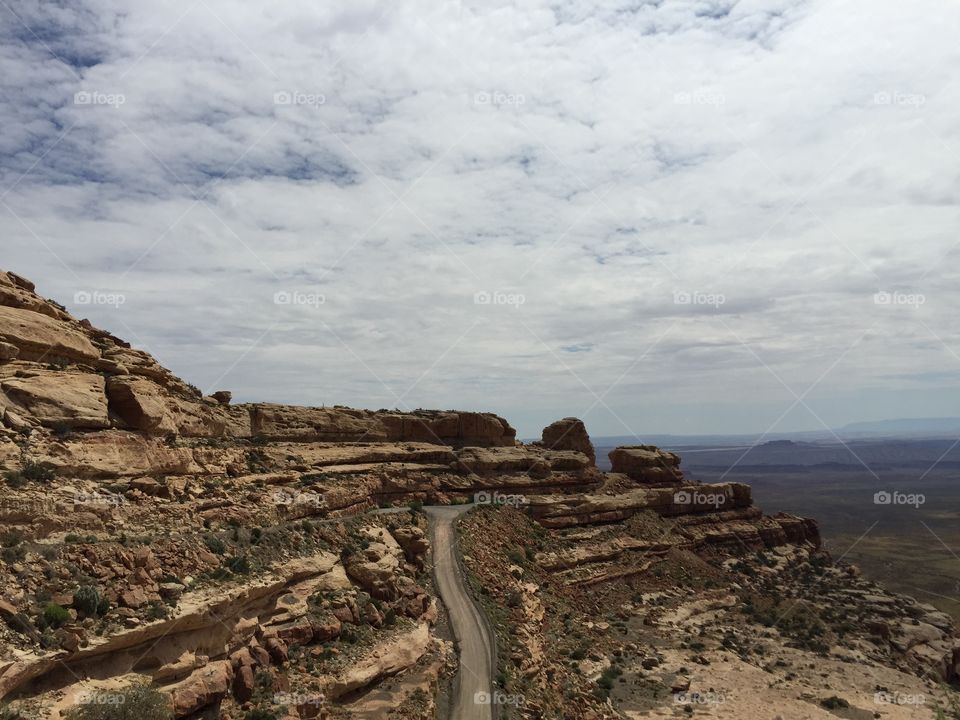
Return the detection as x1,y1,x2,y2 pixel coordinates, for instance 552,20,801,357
0,269,956,720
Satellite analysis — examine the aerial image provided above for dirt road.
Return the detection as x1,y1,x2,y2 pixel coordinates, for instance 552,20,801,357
425,505,495,720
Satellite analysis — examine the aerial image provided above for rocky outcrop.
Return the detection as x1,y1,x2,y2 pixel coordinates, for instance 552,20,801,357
1,367,109,429
608,445,684,484
0,305,99,365
105,375,251,437
321,623,432,699
168,660,233,716
249,406,517,447
540,417,595,464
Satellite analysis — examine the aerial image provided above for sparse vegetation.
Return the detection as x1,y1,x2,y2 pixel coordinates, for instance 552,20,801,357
73,585,101,617
63,684,172,720
41,603,69,629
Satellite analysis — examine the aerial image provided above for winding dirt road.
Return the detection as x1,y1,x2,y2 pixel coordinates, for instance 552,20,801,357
425,505,495,720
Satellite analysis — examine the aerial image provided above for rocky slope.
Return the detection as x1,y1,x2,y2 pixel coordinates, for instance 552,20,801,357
0,268,957,719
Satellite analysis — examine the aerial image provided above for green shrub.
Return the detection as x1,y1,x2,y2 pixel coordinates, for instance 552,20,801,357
63,684,172,720
73,585,101,617
42,603,69,628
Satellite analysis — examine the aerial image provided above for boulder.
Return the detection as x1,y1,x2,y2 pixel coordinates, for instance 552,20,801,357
169,660,234,717
0,305,99,363
541,417,595,464
608,445,683,484
233,664,255,703
0,370,109,429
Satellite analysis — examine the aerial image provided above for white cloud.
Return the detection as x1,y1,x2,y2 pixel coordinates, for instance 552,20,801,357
2,0,960,438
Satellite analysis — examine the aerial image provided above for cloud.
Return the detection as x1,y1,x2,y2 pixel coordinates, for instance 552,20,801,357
2,0,959,437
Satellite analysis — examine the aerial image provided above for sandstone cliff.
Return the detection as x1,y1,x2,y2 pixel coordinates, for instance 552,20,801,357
0,269,956,720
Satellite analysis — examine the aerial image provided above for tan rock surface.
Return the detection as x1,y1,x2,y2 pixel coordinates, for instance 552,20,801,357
0,305,99,364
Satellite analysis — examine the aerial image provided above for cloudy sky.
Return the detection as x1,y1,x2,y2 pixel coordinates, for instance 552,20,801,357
2,0,959,439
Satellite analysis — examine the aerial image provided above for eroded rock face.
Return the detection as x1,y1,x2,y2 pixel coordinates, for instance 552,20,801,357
1,368,109,429
0,305,99,364
608,445,683,484
541,417,595,465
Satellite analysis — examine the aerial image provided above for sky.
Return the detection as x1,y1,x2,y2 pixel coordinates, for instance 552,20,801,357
2,0,959,439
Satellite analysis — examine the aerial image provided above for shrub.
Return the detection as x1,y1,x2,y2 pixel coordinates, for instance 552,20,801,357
204,535,226,555
146,601,169,620
63,684,172,720
243,711,279,720
506,591,522,608
3,471,26,489
52,423,75,440
1,546,26,563
42,603,69,628
820,696,849,710
3,611,33,637
73,585,101,617
21,461,54,483
408,500,423,512
224,555,250,574
0,704,22,720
